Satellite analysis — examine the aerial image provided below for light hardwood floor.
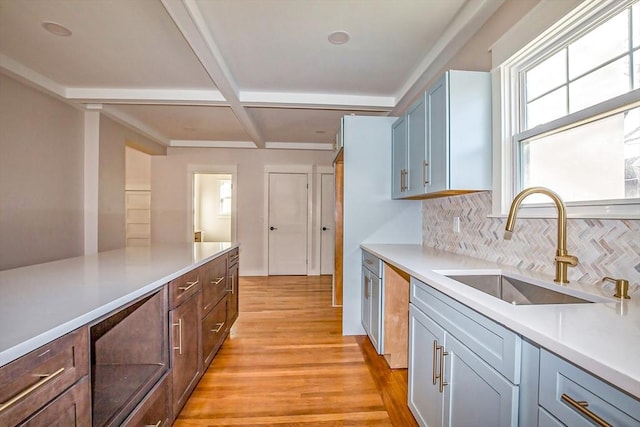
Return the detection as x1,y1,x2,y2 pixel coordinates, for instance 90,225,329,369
174,275,418,426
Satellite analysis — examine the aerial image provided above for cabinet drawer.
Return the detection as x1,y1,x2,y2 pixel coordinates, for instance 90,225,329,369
202,295,228,369
202,256,228,316
410,277,521,383
168,269,201,309
362,250,381,276
228,247,239,267
121,374,169,427
0,327,89,426
539,349,640,426
18,375,90,427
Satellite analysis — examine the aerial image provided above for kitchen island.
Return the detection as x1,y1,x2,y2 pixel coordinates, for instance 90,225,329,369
0,242,238,426
362,243,639,426
0,242,236,366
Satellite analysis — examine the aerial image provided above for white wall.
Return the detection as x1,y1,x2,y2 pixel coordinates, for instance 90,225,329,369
0,74,166,270
151,147,333,275
125,146,151,191
0,74,84,270
98,116,126,252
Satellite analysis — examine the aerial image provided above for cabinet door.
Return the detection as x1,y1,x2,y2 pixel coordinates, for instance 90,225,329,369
408,304,445,427
169,292,201,417
427,73,448,193
227,260,239,327
391,116,408,199
361,268,371,335
369,273,381,353
407,93,428,197
443,334,519,427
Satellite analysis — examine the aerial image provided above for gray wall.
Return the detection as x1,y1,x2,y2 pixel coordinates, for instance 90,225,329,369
0,74,84,270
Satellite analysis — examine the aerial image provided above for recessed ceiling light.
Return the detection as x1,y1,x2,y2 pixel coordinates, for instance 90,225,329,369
42,21,72,37
328,31,350,45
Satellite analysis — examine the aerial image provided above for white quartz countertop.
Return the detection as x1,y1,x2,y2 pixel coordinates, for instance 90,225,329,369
0,242,237,367
361,243,640,399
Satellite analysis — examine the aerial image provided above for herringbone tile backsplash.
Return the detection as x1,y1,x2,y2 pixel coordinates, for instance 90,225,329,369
422,192,640,295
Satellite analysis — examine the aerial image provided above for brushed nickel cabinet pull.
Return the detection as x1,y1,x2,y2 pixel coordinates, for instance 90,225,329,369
144,421,162,427
211,322,225,333
211,277,224,286
439,346,448,393
227,275,235,293
561,393,612,427
172,318,183,355
364,276,370,298
424,161,430,185
0,367,65,412
179,280,199,292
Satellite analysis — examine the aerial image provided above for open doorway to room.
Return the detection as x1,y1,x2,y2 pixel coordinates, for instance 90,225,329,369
192,172,236,243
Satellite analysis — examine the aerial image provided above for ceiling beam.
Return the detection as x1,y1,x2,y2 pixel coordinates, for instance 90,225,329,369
101,105,171,146
239,91,395,111
160,0,265,148
65,88,227,105
0,54,67,100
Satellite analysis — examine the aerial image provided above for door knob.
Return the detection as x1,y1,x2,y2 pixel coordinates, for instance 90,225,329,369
322,227,329,231
269,226,278,230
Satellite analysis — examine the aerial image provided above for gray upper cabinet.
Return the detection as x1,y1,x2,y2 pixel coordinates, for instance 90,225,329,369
392,70,492,199
391,115,408,199
408,92,428,197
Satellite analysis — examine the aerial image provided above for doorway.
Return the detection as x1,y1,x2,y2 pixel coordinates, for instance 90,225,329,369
320,172,335,275
193,172,235,243
267,172,309,275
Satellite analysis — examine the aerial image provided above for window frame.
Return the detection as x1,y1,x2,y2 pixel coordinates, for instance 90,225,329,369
492,0,640,219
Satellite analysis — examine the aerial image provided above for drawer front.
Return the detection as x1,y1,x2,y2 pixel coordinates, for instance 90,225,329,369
539,349,640,426
410,277,521,383
202,256,228,316
362,250,381,277
121,374,169,427
228,247,239,267
168,269,201,309
202,295,228,369
0,327,89,426
18,375,90,427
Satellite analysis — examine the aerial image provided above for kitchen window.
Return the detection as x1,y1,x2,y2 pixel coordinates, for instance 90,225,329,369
219,179,232,216
493,0,640,218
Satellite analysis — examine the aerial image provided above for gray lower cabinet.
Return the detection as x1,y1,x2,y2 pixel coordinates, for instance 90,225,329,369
361,250,383,353
408,304,445,427
444,334,518,426
408,277,520,427
538,349,640,426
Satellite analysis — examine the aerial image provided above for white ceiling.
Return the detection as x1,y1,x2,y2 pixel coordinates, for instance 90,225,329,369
0,0,504,150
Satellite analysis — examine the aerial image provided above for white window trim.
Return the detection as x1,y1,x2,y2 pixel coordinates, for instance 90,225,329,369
490,0,640,219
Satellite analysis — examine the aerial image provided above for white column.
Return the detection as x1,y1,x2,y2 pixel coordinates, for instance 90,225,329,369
83,106,101,255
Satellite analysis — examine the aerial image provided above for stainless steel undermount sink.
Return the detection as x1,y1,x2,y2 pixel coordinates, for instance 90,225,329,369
445,274,595,305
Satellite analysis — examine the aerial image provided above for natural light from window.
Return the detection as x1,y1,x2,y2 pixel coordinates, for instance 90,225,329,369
511,0,640,210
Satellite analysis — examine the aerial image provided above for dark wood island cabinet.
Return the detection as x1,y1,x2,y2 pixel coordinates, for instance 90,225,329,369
0,244,239,427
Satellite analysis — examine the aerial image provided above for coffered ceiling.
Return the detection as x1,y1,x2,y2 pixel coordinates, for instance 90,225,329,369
0,0,504,150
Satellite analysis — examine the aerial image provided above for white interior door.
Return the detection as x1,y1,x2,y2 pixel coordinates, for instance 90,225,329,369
320,173,335,275
268,173,308,275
